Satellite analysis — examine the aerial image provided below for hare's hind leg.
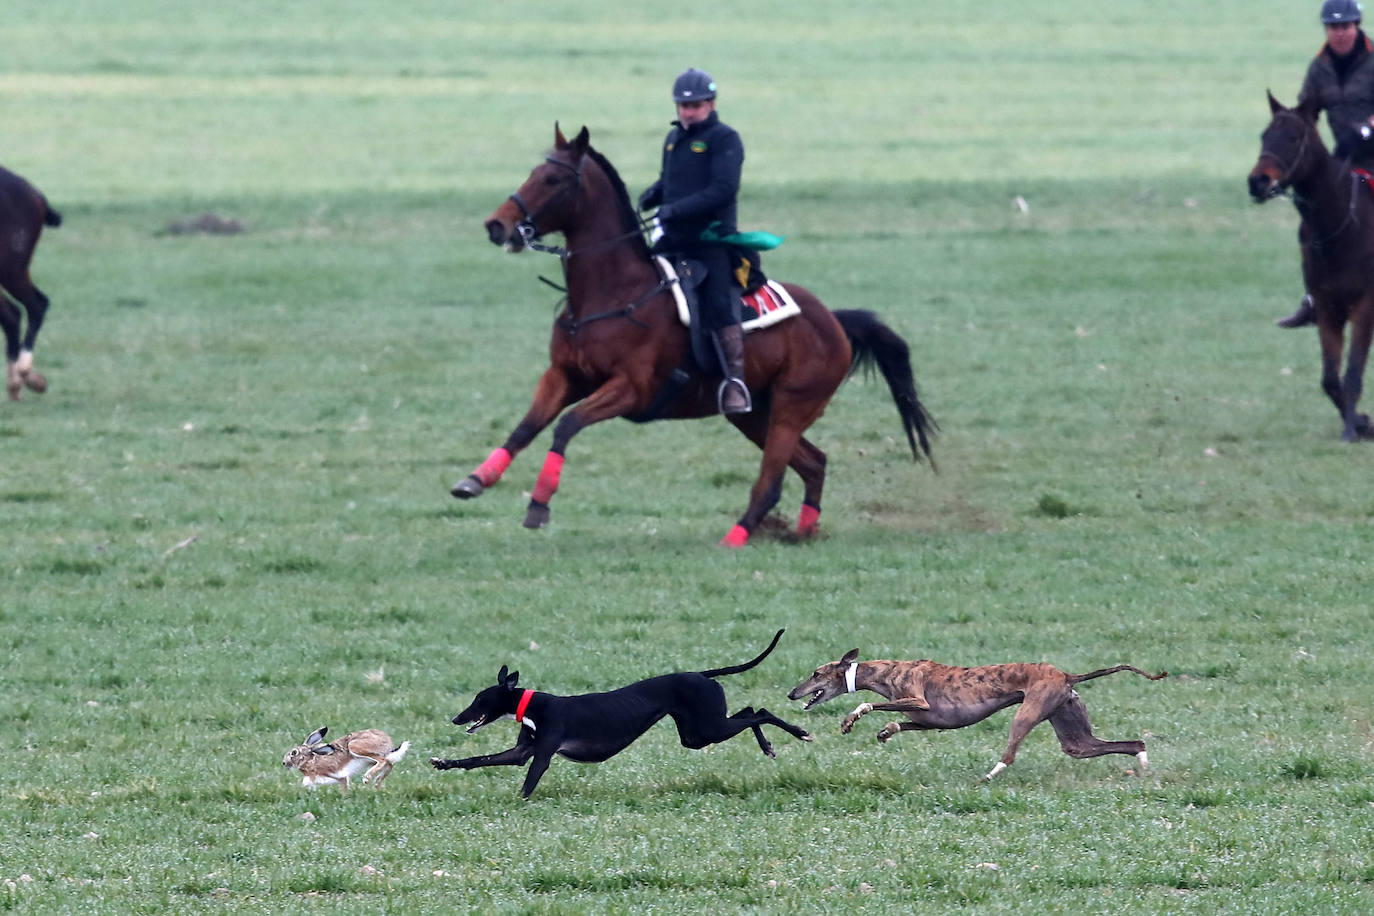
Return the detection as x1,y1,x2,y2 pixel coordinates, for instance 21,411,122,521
362,758,389,786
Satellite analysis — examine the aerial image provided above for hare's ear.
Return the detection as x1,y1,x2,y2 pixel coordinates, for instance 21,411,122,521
840,649,860,666
504,669,520,689
311,744,336,756
305,727,327,746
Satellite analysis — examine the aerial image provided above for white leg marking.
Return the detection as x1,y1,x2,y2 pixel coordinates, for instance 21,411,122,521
1137,751,1148,771
982,761,1007,782
850,701,873,719
16,350,33,375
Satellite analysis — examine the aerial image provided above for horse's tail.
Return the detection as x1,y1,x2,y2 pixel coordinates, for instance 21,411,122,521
834,309,937,468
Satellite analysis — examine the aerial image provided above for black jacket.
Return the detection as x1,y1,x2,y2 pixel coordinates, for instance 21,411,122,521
1300,32,1374,162
640,111,743,247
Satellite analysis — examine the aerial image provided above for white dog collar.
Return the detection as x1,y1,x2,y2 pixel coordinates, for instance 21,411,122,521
845,662,858,693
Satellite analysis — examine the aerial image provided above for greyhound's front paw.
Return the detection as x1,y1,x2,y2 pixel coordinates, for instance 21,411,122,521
876,722,899,743
840,702,872,734
430,757,460,770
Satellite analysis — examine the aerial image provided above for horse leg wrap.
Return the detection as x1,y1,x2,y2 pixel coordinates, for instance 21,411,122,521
474,447,513,486
797,502,821,537
532,452,565,504
719,524,750,548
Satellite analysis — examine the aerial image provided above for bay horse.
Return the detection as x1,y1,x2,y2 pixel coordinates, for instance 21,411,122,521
453,124,935,546
0,165,61,402
1248,91,1374,441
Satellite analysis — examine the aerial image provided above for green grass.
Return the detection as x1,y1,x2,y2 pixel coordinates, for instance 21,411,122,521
4,1,1374,912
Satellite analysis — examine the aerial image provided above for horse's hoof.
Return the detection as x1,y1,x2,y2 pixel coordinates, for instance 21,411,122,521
451,475,484,500
719,524,749,548
21,371,46,394
523,501,551,529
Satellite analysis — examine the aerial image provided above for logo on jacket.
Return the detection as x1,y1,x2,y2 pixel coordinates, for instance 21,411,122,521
690,140,708,153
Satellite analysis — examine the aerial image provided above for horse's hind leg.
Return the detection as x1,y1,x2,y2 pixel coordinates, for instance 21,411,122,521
721,414,810,548
0,296,21,400
8,282,49,394
728,412,828,539
1340,306,1374,440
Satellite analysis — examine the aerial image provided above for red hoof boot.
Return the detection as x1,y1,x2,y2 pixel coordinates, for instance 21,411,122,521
797,503,821,538
719,524,750,548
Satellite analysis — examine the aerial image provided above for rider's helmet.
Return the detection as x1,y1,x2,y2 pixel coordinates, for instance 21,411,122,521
1321,0,1362,24
672,68,717,103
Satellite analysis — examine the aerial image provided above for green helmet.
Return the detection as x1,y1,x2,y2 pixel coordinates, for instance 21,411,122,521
672,68,717,103
1322,0,1362,23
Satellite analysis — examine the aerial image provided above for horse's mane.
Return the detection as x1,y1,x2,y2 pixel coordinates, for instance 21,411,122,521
585,145,652,259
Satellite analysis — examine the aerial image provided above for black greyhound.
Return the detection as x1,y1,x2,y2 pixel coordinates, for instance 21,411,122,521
430,629,811,797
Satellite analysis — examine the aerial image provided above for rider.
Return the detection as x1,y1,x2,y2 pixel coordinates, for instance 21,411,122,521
1279,0,1374,327
638,67,751,414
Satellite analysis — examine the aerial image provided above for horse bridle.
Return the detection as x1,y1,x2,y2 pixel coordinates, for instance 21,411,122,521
505,151,672,335
1258,110,1368,249
1256,110,1315,195
508,155,584,254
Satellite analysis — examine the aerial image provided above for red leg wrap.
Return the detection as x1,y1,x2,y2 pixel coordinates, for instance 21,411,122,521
474,447,513,486
719,524,750,548
797,503,821,537
532,452,565,504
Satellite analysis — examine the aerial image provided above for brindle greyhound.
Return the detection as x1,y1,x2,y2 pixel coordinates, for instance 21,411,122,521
788,650,1166,781
431,629,811,797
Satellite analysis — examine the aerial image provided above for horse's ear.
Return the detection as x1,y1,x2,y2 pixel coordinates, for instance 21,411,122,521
1295,94,1320,124
1267,89,1285,114
570,126,590,157
554,122,569,149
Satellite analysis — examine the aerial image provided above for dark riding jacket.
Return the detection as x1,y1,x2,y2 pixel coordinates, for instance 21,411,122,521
1300,32,1374,164
640,111,743,248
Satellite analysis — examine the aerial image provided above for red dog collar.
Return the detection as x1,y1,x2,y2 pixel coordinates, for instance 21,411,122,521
515,689,535,728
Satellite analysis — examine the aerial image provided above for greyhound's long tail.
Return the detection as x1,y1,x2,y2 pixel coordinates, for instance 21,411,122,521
701,629,785,679
1070,665,1168,684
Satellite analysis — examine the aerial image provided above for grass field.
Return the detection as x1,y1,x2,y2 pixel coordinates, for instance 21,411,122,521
4,1,1374,912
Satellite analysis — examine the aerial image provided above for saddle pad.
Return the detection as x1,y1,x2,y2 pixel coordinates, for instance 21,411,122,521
655,255,801,333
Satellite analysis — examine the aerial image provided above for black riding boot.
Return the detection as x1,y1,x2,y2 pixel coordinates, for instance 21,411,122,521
717,323,752,415
1276,293,1316,328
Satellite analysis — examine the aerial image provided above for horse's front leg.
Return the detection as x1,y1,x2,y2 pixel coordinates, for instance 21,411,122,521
451,368,573,499
1317,321,1346,426
522,375,639,529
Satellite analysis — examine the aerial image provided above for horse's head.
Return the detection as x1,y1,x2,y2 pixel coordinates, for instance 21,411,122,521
485,124,590,251
1249,91,1324,202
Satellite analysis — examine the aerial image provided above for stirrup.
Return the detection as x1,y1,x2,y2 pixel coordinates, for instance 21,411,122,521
718,377,752,415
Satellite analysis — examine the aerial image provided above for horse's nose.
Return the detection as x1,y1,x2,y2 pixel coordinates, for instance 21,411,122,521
485,219,508,245
1248,172,1272,200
